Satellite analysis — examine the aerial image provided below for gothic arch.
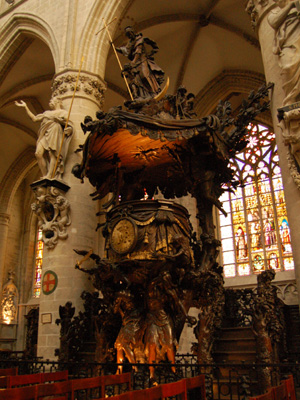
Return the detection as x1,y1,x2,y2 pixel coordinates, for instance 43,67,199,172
0,13,60,77
0,147,36,215
194,69,272,126
76,0,132,77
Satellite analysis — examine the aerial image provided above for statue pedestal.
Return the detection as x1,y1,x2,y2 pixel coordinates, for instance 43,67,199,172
30,179,71,249
30,178,70,193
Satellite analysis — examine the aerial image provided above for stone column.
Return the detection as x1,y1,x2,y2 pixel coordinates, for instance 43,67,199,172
0,213,10,293
246,0,300,305
36,70,106,360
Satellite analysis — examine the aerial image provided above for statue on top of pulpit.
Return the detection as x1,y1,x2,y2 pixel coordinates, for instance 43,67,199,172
116,26,165,100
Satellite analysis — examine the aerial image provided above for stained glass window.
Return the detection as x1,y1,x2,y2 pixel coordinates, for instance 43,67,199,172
33,229,43,298
219,123,294,278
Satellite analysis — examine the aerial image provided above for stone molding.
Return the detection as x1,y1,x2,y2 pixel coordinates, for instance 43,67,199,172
275,281,298,304
0,213,10,226
52,70,106,107
194,69,271,125
0,147,36,215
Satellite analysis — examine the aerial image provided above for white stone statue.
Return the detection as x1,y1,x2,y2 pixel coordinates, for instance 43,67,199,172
15,97,73,180
279,107,300,167
268,0,300,106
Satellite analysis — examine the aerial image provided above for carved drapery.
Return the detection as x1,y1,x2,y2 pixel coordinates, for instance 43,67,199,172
31,181,71,249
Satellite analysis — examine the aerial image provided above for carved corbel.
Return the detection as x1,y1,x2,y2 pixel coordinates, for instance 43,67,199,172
31,179,71,249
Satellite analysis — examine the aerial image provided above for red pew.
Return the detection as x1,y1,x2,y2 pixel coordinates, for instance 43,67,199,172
69,371,131,400
0,370,68,388
186,374,206,400
272,382,288,400
284,375,296,400
0,385,37,400
0,367,18,376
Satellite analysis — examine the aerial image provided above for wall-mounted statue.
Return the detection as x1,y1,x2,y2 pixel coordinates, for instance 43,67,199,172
279,107,300,165
1,270,18,325
268,0,300,106
15,98,73,180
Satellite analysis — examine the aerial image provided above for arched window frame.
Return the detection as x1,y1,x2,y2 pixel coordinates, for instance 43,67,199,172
219,122,294,278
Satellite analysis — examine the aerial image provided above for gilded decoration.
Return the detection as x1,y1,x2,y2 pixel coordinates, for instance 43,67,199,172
1,270,18,325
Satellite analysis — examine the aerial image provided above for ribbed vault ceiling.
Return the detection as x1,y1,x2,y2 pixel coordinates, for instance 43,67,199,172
0,0,265,184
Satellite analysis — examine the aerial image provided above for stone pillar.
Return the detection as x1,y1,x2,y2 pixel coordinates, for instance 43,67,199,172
0,213,10,293
36,70,106,360
246,0,300,305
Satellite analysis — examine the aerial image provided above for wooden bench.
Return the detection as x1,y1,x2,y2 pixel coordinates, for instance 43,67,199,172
272,382,288,400
0,367,18,376
0,370,68,388
284,375,296,400
0,372,130,399
0,385,37,400
185,374,206,400
69,371,131,399
94,378,190,400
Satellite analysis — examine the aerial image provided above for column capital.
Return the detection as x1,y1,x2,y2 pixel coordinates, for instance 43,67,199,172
51,70,107,108
246,0,275,30
0,213,10,226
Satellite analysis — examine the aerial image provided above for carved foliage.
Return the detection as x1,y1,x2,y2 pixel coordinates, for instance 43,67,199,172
52,73,106,106
31,185,71,249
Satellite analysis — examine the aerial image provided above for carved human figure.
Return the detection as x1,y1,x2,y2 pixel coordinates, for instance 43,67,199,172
280,219,292,252
263,219,276,248
144,270,195,381
15,98,73,179
268,0,300,105
116,26,165,99
235,227,247,259
1,270,18,324
113,291,144,374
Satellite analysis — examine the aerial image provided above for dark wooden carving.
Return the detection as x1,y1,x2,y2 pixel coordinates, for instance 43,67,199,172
24,308,39,358
191,264,225,366
69,39,272,380
253,270,286,393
